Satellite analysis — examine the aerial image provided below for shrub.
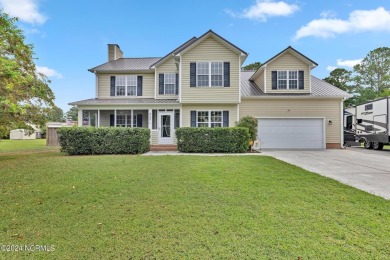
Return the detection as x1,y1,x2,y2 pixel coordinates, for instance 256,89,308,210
58,127,150,155
175,127,250,153
236,116,258,141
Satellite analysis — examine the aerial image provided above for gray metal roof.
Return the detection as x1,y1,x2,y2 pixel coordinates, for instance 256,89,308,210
89,58,161,72
69,98,179,106
241,71,352,98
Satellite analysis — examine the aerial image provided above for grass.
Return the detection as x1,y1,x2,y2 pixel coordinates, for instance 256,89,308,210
0,139,58,153
0,145,389,258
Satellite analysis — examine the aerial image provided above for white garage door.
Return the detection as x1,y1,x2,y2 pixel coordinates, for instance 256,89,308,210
258,118,324,149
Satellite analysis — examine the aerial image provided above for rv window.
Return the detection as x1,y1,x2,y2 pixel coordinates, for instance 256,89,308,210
365,104,373,111
357,119,363,124
365,125,373,132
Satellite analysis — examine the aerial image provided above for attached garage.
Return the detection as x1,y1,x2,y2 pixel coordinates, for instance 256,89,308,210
258,118,325,149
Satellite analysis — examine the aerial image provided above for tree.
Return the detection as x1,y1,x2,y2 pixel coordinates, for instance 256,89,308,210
0,10,56,135
354,47,390,94
66,106,78,121
47,107,65,122
323,68,356,106
242,62,261,71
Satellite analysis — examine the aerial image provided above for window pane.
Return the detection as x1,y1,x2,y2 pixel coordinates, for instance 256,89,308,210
116,76,126,86
211,123,222,128
197,62,209,74
289,80,298,89
278,71,287,79
127,86,136,96
211,75,222,86
116,115,126,127
117,86,126,96
198,123,208,127
165,84,175,94
197,111,209,124
164,74,176,94
289,71,298,79
127,75,137,86
278,80,287,89
197,75,209,87
211,62,222,74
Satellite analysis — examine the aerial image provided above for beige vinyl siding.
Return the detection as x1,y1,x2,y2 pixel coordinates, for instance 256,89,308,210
239,98,341,144
156,57,178,99
181,37,240,103
97,73,155,98
181,104,238,127
254,70,265,92
265,52,310,93
151,130,158,145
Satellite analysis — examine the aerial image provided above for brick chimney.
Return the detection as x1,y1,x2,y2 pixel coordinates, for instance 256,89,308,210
108,44,123,61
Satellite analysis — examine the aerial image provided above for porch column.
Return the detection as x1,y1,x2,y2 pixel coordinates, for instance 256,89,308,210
114,110,117,127
78,109,82,126
148,109,152,129
131,109,134,127
97,110,100,127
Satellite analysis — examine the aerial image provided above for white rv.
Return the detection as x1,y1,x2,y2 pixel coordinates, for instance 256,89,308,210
344,97,390,150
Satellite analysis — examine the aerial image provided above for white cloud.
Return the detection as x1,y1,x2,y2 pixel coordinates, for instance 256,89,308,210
336,58,362,68
294,7,390,40
320,10,337,19
225,0,299,22
36,66,63,79
326,66,337,71
0,0,47,25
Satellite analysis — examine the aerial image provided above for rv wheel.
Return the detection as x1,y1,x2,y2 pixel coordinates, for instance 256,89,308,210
364,141,373,149
373,142,384,150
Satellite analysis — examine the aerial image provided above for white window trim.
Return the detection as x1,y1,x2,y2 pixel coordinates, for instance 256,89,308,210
276,70,300,90
196,61,224,87
116,113,137,127
164,73,176,95
196,110,223,127
115,75,137,96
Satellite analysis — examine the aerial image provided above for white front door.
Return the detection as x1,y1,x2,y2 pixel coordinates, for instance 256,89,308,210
158,111,174,144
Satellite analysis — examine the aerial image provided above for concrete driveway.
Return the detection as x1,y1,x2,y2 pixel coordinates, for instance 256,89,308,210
262,148,390,200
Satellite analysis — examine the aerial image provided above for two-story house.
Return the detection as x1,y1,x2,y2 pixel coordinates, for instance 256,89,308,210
70,30,350,149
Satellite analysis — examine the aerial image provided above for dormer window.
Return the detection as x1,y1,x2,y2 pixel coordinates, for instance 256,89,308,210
272,70,304,90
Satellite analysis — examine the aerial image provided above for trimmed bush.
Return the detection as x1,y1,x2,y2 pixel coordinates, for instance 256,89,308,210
175,127,250,153
236,116,258,142
58,127,150,155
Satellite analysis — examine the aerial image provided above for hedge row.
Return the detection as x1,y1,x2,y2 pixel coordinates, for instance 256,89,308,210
175,127,250,153
58,127,150,155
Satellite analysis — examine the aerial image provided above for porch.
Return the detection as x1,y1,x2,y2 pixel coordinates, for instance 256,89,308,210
78,109,180,145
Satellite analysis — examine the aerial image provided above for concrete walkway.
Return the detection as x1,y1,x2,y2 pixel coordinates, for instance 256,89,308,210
143,151,263,156
262,148,390,200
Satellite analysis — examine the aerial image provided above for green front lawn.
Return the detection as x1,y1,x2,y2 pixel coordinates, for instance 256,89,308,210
0,149,389,258
0,139,58,152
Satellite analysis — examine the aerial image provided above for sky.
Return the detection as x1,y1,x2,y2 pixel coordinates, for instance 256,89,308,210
1,0,390,112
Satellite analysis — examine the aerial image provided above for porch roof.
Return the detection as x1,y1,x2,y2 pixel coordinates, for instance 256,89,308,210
69,98,179,106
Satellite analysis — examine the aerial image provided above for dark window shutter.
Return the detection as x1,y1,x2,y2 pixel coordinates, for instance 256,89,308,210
190,111,196,127
298,71,304,89
110,76,116,96
159,74,164,94
110,114,114,126
137,76,143,96
137,114,142,127
271,71,277,90
224,62,230,87
223,111,229,127
190,63,196,87
175,73,179,95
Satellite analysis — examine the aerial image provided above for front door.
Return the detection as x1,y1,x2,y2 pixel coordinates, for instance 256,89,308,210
158,111,174,144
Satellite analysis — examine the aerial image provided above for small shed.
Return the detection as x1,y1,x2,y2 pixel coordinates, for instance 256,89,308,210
46,122,75,146
10,129,37,140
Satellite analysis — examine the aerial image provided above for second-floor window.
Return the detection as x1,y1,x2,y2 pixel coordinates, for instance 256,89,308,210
116,76,137,96
273,70,304,90
164,74,176,94
197,62,223,87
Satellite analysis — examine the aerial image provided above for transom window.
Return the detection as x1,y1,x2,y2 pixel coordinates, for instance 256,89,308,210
164,73,176,94
197,62,223,87
116,114,137,127
197,111,222,127
116,75,137,96
277,70,299,90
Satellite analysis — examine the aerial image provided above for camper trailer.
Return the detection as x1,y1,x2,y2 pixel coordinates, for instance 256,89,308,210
344,97,390,150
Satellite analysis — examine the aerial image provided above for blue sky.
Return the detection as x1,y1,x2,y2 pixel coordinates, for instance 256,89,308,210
1,0,390,112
